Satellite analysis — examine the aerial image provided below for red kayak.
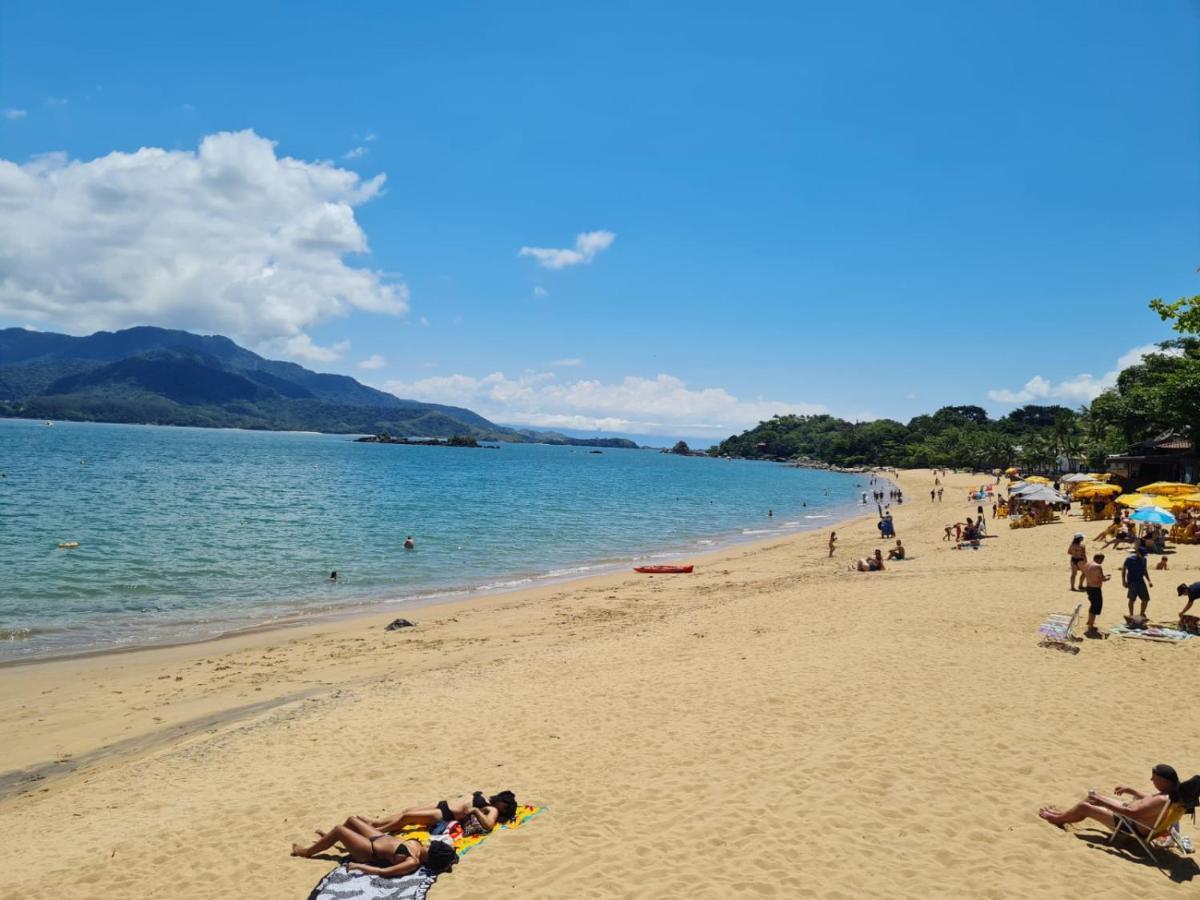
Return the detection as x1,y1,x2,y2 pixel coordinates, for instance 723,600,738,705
634,564,694,574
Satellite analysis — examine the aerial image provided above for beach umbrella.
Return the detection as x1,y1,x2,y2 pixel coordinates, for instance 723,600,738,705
1061,473,1093,483
1087,473,1113,482
1129,506,1177,526
1074,483,1121,497
1004,467,1020,475
1174,492,1200,506
1136,482,1196,496
1017,486,1067,503
1025,475,1052,484
1115,493,1154,508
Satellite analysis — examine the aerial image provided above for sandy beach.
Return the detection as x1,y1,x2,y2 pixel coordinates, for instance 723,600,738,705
3,467,1198,898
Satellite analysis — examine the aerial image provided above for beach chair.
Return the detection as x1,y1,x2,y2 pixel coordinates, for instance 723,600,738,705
1107,802,1192,870
1038,603,1082,653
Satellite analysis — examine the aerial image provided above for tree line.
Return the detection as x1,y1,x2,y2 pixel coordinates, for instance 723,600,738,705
712,294,1200,472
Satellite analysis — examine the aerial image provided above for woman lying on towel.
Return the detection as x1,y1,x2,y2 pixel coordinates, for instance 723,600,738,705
291,815,458,878
370,790,518,836
1038,764,1200,833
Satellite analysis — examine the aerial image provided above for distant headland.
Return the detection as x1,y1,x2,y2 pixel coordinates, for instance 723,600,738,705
0,326,637,449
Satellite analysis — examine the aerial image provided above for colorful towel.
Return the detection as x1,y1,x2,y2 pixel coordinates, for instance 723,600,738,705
306,806,545,900
1109,623,1191,643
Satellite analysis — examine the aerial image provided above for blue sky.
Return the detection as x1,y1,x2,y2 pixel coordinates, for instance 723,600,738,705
1,1,1197,443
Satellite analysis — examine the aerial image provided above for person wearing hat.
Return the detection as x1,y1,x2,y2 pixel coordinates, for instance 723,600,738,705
1038,763,1184,833
1067,533,1087,592
1120,545,1153,622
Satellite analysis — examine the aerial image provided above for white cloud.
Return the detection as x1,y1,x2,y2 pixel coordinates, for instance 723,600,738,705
0,130,407,363
343,146,367,160
2,108,27,120
519,230,615,270
552,358,584,367
364,133,378,143
987,344,1171,404
382,371,827,437
532,285,548,298
358,353,387,370
260,335,350,364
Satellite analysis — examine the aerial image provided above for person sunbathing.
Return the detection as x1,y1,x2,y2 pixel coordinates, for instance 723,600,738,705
1038,764,1190,834
291,814,458,878
852,549,885,571
370,790,517,836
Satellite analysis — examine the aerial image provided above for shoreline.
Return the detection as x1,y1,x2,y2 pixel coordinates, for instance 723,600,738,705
10,468,1186,898
1,487,868,667
0,501,878,788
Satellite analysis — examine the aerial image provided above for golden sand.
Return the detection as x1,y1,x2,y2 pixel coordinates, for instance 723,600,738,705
2,469,1197,898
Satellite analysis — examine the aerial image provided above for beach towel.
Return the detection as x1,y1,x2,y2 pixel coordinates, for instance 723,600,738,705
306,806,544,900
1108,623,1192,643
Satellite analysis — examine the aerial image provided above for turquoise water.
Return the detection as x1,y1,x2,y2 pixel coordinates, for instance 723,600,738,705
0,419,864,661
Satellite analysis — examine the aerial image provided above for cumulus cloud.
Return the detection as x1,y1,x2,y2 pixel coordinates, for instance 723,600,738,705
0,129,406,362
260,335,350,364
358,354,387,370
382,370,827,437
343,146,367,160
2,108,27,120
987,344,1171,404
519,230,615,270
532,285,548,298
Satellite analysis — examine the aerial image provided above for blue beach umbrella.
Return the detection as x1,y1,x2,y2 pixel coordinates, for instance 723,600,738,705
1128,506,1176,526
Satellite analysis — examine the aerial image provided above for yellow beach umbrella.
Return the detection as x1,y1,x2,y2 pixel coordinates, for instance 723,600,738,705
1137,482,1196,496
1175,492,1200,506
1087,473,1112,482
1115,493,1154,508
1075,483,1121,497
1025,475,1052,484
1004,467,1020,475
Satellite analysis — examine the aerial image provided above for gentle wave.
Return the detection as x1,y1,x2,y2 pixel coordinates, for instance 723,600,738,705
0,419,865,660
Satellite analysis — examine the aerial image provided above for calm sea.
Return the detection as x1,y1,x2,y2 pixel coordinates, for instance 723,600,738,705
0,419,865,661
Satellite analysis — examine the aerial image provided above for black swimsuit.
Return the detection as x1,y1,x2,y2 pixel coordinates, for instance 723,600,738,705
437,792,490,822
369,836,413,865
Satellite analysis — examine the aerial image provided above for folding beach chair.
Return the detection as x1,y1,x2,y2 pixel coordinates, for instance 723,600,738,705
1108,802,1192,870
1038,603,1082,653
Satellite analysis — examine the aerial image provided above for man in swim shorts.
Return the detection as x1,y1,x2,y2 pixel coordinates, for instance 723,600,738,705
1083,553,1110,636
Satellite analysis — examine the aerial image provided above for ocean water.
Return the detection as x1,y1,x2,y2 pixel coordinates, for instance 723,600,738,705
0,419,865,661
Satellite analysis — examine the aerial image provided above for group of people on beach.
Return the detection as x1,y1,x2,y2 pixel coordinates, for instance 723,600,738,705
1068,532,1200,636
291,789,518,879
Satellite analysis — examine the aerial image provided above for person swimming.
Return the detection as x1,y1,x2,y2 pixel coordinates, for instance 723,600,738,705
403,535,415,550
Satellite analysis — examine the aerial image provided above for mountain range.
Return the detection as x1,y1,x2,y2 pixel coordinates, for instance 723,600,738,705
0,326,638,447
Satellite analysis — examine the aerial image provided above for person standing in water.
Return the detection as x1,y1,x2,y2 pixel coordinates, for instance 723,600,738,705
403,535,415,550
